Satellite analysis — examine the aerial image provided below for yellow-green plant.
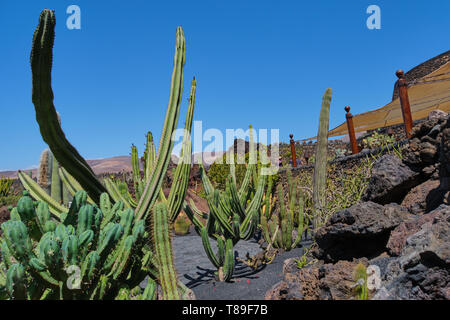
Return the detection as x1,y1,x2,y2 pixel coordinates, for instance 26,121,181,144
362,130,395,150
0,177,13,197
352,263,368,300
293,245,317,269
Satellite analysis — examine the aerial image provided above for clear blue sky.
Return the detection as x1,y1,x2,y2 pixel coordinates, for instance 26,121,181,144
1,0,449,170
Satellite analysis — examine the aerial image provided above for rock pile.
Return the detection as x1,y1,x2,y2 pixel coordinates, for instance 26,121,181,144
266,112,449,300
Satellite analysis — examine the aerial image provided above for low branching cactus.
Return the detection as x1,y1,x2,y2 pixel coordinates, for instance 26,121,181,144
0,190,188,300
183,126,271,281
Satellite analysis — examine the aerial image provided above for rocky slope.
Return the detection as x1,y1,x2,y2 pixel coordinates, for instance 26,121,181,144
266,111,449,300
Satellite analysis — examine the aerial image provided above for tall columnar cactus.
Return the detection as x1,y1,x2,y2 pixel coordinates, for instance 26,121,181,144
312,88,332,230
260,170,306,251
35,148,72,207
50,155,62,204
183,126,268,281
29,9,192,224
0,177,13,197
106,77,196,225
37,149,52,194
134,26,188,221
30,9,108,204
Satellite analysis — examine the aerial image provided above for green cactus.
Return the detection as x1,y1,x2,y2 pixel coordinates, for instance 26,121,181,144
35,147,75,208
50,155,62,204
183,125,269,281
312,88,332,230
151,203,179,299
107,77,197,225
11,9,199,299
260,170,306,251
0,190,190,300
37,149,52,194
133,26,187,221
30,9,108,204
18,171,68,218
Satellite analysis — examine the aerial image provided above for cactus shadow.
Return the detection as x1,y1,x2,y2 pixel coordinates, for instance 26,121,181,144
183,252,267,289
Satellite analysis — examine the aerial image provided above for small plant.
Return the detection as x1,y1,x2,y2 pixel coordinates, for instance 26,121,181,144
334,148,348,159
174,212,191,235
352,263,369,300
361,130,395,150
0,178,13,197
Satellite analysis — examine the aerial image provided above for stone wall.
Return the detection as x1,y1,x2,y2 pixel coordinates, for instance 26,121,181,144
392,50,450,100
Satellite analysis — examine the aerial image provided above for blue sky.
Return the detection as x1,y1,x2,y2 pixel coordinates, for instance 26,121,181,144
1,0,449,170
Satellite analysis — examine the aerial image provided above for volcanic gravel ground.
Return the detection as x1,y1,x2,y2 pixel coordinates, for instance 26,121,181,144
169,232,312,300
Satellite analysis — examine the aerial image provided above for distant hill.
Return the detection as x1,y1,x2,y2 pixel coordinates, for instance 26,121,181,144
0,138,276,179
0,156,134,179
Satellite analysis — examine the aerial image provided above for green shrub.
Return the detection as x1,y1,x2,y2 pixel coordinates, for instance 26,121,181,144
361,130,395,150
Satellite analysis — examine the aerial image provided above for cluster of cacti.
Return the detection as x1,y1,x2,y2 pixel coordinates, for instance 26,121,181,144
6,9,198,299
183,126,268,281
260,170,306,251
0,177,13,197
0,190,188,300
312,88,332,229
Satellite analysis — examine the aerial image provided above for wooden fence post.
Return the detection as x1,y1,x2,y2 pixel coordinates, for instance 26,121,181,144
289,134,297,167
345,106,359,154
396,70,413,138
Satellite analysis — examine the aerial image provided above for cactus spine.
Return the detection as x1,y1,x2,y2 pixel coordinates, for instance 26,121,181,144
312,88,332,230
